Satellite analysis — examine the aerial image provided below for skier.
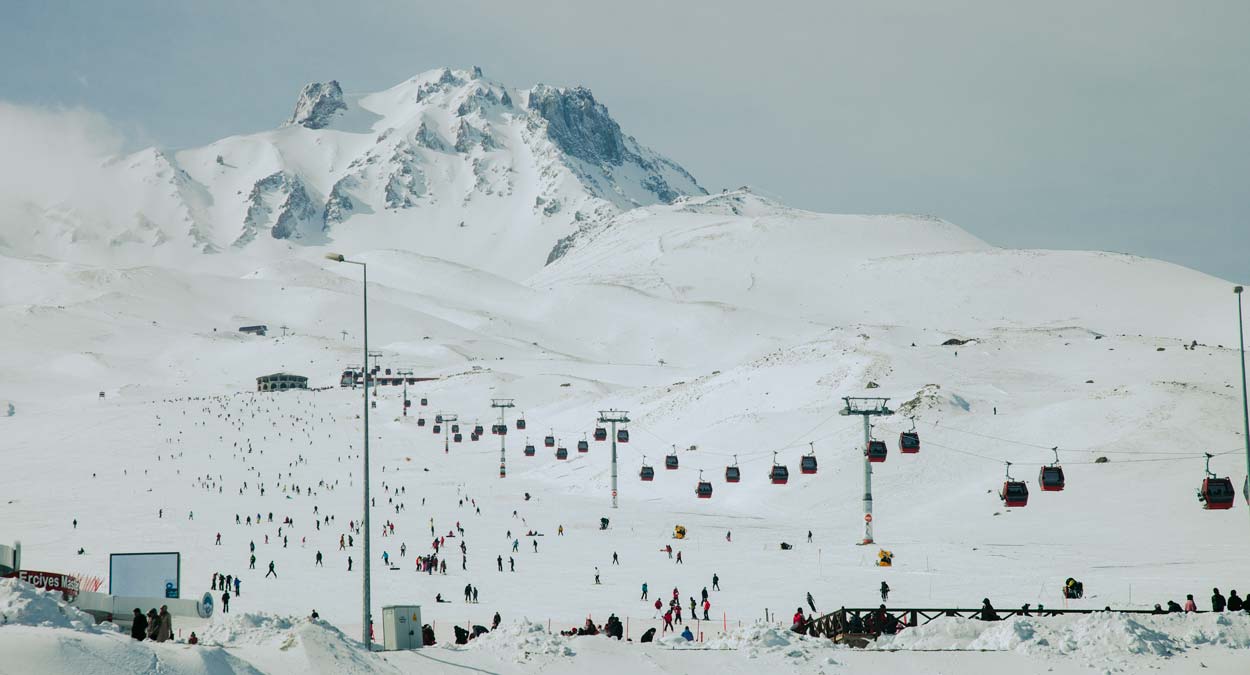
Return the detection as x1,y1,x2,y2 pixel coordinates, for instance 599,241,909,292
807,530,812,543
612,552,619,565
641,582,649,600
348,556,353,571
701,587,708,602
215,533,221,545
806,591,816,613
497,555,503,572
222,590,231,614
250,554,256,569
594,567,601,585
234,577,240,596
880,581,890,603
472,586,479,603
509,556,515,571
533,539,538,553
713,573,720,591
676,551,683,564
666,544,673,559
725,531,731,542
702,598,711,620
266,561,276,578
661,609,674,634
464,584,472,603
315,551,323,566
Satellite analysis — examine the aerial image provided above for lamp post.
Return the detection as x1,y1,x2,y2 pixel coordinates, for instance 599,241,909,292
1235,285,1249,523
326,253,372,648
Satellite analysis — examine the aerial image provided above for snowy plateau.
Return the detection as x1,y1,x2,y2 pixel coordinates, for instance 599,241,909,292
1,67,1248,675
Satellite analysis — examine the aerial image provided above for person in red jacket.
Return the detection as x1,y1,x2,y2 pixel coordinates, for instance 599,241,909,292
792,607,806,632
702,598,711,620
662,609,675,634
1184,594,1197,612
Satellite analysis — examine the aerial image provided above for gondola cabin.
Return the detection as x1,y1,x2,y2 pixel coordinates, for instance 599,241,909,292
474,425,484,436
470,433,479,441
453,433,463,443
435,415,444,423
696,480,713,499
640,465,655,481
577,439,589,453
800,454,818,475
451,424,460,433
516,418,526,430
594,427,607,441
544,435,556,448
556,447,568,460
432,424,441,434
899,432,920,454
523,444,536,456
725,465,741,483
665,454,679,470
866,440,888,463
420,397,428,406
494,424,507,436
769,464,789,485
1200,477,1235,510
1001,481,1029,507
1039,465,1065,491
417,417,426,427
617,429,630,443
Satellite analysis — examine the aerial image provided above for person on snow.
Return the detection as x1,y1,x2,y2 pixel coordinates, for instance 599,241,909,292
676,551,683,564
156,605,173,642
1166,600,1183,613
1228,590,1244,612
661,609,674,634
1184,594,1197,612
348,556,353,571
266,561,277,578
806,592,817,613
612,552,619,565
641,582,649,600
880,581,890,602
130,608,148,641
654,598,663,615
222,590,231,613
315,551,323,566
234,577,240,596
681,626,694,641
1212,588,1226,612
673,604,683,624
702,598,711,620
188,632,199,645
980,598,999,621
492,612,501,630
791,607,806,633
713,573,720,591
146,609,159,640
498,555,503,572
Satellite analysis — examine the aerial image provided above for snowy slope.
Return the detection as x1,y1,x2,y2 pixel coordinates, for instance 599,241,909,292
1,69,1249,675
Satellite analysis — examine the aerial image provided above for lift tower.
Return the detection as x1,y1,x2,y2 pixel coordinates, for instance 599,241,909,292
492,399,515,478
841,397,893,545
597,410,630,508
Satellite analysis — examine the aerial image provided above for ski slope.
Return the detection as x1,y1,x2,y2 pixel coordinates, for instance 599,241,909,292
2,76,1250,674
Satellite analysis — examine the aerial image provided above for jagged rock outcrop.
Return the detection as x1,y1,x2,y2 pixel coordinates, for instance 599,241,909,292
286,81,346,129
528,85,625,166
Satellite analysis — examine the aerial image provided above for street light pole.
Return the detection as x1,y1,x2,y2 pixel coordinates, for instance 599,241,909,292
1235,285,1249,524
327,253,372,648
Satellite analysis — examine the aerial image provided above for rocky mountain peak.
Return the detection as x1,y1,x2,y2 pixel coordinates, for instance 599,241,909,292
527,85,625,166
286,81,346,129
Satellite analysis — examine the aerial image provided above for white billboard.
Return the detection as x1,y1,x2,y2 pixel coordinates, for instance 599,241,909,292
109,552,181,599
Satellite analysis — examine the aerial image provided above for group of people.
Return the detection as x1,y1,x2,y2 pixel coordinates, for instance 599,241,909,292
1156,588,1247,614
129,605,175,642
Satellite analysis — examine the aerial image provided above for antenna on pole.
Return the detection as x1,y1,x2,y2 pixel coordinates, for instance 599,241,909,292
841,396,893,545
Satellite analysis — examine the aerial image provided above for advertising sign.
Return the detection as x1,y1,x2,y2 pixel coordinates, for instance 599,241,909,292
2,570,80,599
109,552,181,599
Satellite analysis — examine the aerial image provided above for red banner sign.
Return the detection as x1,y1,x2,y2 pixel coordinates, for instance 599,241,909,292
3,570,81,598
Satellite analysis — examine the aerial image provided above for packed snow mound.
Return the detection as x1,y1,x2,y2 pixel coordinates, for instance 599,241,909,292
877,612,1250,659
0,579,102,632
690,620,836,661
199,611,308,646
462,620,575,660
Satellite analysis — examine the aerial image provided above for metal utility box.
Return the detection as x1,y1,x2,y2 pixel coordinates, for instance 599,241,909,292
382,605,422,650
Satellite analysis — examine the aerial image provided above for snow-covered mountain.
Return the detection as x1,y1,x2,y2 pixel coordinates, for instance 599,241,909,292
3,67,703,277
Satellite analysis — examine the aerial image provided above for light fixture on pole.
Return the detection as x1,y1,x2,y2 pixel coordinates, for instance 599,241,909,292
326,252,372,648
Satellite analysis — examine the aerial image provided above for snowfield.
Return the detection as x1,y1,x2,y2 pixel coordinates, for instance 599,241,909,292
1,68,1249,675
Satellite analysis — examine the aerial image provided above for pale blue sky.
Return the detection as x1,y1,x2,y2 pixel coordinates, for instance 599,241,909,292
2,0,1246,281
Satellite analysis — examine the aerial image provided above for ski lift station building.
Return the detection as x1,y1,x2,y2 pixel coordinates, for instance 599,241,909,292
256,373,308,392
